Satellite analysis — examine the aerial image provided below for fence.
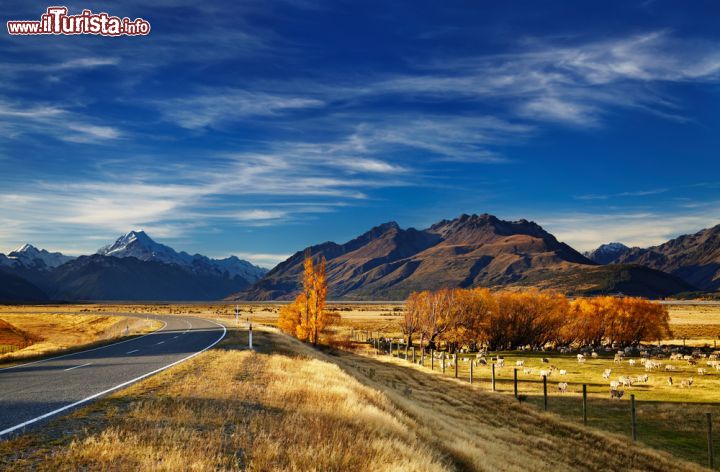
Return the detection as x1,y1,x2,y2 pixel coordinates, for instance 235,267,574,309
351,330,718,470
0,344,19,355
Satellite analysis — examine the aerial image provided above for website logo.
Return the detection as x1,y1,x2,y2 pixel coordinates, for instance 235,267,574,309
7,7,151,36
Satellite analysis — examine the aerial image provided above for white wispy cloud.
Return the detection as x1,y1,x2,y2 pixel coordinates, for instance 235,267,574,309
0,101,122,143
539,206,720,252
574,188,668,201
158,89,325,129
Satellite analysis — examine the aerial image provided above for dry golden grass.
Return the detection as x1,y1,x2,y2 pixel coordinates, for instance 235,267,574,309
0,313,161,365
0,325,704,472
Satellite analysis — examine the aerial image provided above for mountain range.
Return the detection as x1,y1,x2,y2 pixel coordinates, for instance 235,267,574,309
234,214,693,301
0,231,267,302
4,214,720,303
588,224,720,291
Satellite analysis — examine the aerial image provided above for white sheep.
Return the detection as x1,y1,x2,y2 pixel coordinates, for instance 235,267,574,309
698,368,707,375
680,377,694,388
516,360,525,367
558,382,568,393
610,380,620,389
559,369,567,375
523,367,533,375
602,368,612,379
628,359,636,367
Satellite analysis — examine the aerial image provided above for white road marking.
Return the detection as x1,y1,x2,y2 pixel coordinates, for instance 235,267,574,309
156,341,165,345
0,319,226,438
173,336,178,339
126,349,139,354
0,319,168,372
64,362,91,372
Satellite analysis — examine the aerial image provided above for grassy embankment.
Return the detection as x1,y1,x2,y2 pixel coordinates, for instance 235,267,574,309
0,312,161,366
0,324,703,471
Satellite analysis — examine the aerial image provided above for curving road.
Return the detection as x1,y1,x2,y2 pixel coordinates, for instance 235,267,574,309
0,314,226,438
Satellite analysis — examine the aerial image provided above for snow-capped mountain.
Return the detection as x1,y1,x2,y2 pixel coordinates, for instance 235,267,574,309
97,230,267,282
3,244,74,269
584,242,630,265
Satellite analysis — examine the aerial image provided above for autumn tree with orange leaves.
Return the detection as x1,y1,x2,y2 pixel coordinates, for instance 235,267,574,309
278,252,335,345
402,288,670,350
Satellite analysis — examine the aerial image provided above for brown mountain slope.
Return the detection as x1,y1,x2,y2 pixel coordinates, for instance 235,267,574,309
613,224,720,291
234,214,693,300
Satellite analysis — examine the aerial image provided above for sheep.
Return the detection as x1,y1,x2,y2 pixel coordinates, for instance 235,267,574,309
680,377,694,388
609,380,620,390
577,354,585,362
698,368,707,375
628,359,636,367
664,364,676,372
523,367,533,375
591,351,599,359
619,376,633,387
559,369,567,376
614,355,623,364
558,382,568,393
496,359,505,368
637,374,649,383
610,389,625,399
602,368,612,379
477,358,487,366
541,358,550,364
539,369,551,378
515,360,525,367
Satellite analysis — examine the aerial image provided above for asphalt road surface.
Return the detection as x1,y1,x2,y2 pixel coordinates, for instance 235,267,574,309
0,314,226,438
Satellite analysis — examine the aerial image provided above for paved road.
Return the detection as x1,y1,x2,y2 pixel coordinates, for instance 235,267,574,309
0,314,226,438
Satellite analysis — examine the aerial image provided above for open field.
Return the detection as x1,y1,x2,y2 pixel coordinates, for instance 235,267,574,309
0,311,162,365
1,302,719,469
0,324,701,471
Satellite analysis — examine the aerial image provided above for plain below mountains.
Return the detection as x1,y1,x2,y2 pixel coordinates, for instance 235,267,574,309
0,232,267,302
234,213,693,301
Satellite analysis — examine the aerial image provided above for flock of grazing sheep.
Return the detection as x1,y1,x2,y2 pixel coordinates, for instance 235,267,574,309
424,345,720,400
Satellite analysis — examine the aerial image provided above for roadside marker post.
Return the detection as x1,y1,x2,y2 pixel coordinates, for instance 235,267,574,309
248,318,253,350
543,375,548,411
491,363,496,391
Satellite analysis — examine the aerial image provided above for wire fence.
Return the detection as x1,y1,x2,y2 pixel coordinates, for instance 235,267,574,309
351,329,718,470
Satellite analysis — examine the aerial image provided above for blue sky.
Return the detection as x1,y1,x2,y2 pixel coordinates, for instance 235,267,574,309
1,0,719,267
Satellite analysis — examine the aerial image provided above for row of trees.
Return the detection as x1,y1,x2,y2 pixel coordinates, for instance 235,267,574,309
403,288,670,351
278,253,338,345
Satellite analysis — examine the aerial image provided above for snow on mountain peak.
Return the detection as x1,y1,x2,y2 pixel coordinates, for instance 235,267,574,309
6,244,74,269
97,231,267,282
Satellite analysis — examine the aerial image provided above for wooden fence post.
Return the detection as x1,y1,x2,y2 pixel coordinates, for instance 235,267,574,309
454,353,458,378
491,363,496,392
543,375,548,411
470,361,473,384
582,384,587,425
513,368,518,398
431,349,434,370
630,394,637,441
708,413,714,470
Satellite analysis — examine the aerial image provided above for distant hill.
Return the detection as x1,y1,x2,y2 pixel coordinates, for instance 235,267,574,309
234,213,691,300
606,224,720,291
47,254,252,301
584,242,630,264
0,269,48,303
